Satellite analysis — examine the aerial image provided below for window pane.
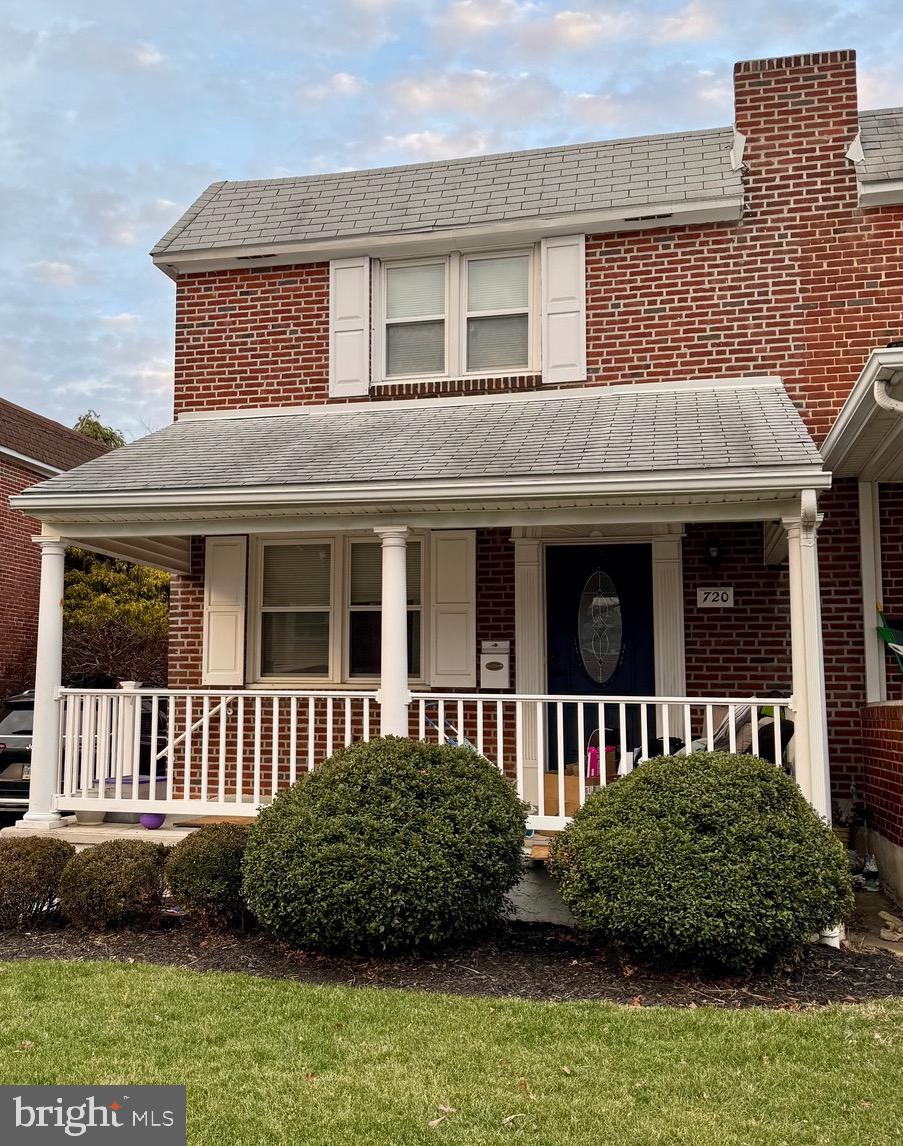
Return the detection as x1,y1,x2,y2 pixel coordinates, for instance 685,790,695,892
261,612,329,675
386,263,444,319
351,542,422,606
386,321,444,376
263,544,330,608
349,611,421,677
467,314,529,371
467,255,529,312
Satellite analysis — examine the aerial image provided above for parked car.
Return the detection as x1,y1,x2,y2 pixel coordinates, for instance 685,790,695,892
0,691,169,810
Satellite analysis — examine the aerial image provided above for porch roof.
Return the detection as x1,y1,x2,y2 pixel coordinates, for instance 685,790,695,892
821,348,903,481
18,378,823,511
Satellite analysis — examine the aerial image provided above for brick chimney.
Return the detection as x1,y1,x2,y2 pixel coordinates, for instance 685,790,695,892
733,51,860,212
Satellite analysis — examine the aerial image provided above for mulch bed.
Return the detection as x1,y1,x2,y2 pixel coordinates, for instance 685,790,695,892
2,917,902,1008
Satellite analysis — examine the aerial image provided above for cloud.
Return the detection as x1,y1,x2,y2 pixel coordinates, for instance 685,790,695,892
655,1,717,43
99,312,142,326
28,261,82,286
305,71,365,99
381,128,500,161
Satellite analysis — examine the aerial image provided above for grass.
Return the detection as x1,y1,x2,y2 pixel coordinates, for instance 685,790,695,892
0,961,900,1145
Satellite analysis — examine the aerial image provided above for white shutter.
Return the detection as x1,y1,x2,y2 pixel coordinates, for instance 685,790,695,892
329,256,370,397
429,530,476,688
541,234,586,385
202,536,247,686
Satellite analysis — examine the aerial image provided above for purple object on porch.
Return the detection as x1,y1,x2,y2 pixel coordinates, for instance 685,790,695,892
140,813,166,830
587,745,600,779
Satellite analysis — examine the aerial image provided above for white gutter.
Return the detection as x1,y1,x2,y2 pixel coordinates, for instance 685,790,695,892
0,446,61,478
152,197,744,278
858,179,903,208
10,463,831,520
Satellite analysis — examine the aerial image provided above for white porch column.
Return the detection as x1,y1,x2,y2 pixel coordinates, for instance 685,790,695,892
783,491,831,821
375,526,409,737
858,480,887,703
20,537,67,825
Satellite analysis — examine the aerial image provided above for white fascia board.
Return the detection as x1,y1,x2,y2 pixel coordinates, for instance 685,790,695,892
176,374,784,423
859,180,903,208
10,463,830,520
821,347,903,472
0,446,62,478
153,197,744,277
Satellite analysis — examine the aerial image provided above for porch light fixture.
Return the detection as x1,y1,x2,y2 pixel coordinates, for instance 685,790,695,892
705,535,721,573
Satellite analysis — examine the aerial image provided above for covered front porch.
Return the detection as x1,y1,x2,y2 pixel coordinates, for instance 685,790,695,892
8,378,834,834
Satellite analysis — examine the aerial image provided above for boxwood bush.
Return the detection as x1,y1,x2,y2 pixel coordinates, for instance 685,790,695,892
166,823,251,928
549,751,854,971
59,839,166,930
242,736,528,953
0,837,75,928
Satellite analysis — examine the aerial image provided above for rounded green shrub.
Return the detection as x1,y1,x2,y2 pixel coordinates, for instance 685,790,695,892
166,823,251,927
549,752,854,971
0,837,76,928
59,839,166,929
242,736,528,953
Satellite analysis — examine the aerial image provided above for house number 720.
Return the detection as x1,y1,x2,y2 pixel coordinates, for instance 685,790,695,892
697,587,734,608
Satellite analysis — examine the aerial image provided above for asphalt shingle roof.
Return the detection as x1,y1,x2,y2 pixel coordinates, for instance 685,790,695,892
22,381,821,501
151,126,742,256
858,107,903,183
0,397,109,473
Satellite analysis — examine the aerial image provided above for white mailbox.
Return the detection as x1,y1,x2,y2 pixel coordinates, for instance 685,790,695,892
480,640,510,690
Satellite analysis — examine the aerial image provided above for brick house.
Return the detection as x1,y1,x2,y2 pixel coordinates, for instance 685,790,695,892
9,50,903,904
0,399,107,698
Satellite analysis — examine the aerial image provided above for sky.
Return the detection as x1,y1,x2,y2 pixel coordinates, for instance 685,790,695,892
2,1,902,440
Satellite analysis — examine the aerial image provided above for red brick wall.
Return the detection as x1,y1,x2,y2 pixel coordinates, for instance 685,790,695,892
862,704,903,847
168,537,205,688
0,458,41,699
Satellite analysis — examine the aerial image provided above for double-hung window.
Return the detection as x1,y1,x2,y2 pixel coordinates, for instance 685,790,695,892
378,249,535,381
255,536,423,682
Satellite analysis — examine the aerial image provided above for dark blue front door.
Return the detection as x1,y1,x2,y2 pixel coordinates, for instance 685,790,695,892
545,544,654,767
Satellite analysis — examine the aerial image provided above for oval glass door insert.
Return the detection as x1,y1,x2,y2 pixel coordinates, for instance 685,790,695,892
577,570,623,684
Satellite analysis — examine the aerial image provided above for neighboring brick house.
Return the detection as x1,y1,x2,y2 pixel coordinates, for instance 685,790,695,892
0,399,107,698
8,50,903,903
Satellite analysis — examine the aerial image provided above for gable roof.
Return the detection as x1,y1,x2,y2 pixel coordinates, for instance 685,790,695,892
858,107,903,184
151,126,741,257
18,379,823,510
152,108,903,262
0,397,109,474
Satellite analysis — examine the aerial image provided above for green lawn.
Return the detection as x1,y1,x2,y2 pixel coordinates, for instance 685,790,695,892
0,961,900,1145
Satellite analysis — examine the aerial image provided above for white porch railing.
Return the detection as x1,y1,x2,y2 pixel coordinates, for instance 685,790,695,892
54,688,792,830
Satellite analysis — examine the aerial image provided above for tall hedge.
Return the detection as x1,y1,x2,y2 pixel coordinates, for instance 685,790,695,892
549,752,853,971
242,736,528,953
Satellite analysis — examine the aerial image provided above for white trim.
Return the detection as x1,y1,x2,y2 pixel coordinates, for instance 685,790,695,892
174,373,787,422
153,197,744,276
859,480,887,703
0,446,62,477
858,179,903,208
821,347,903,478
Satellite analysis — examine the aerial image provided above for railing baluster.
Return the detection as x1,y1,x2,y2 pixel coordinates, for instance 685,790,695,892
774,705,783,767
200,695,211,802
363,698,370,742
165,697,176,803
515,701,523,791
728,704,737,754
289,697,298,786
131,691,142,803
253,695,262,806
271,696,280,799
577,702,586,810
535,701,545,818
705,704,714,751
344,696,352,747
618,701,628,775
62,694,76,801
496,700,503,768
417,698,425,741
438,700,445,745
307,697,315,769
555,701,565,820
750,704,760,758
150,695,160,804
662,704,671,756
326,697,334,759
457,700,465,746
184,695,193,803
683,704,692,755
112,693,122,802
218,695,227,805
476,701,484,758
236,695,245,808
640,703,649,761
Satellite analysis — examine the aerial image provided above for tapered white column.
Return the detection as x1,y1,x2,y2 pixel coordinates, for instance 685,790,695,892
376,526,409,737
20,538,67,825
783,492,830,821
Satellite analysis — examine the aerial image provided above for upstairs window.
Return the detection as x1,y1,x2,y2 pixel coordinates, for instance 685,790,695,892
376,249,536,382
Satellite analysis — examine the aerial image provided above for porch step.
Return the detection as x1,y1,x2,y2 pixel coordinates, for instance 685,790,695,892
0,818,197,850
